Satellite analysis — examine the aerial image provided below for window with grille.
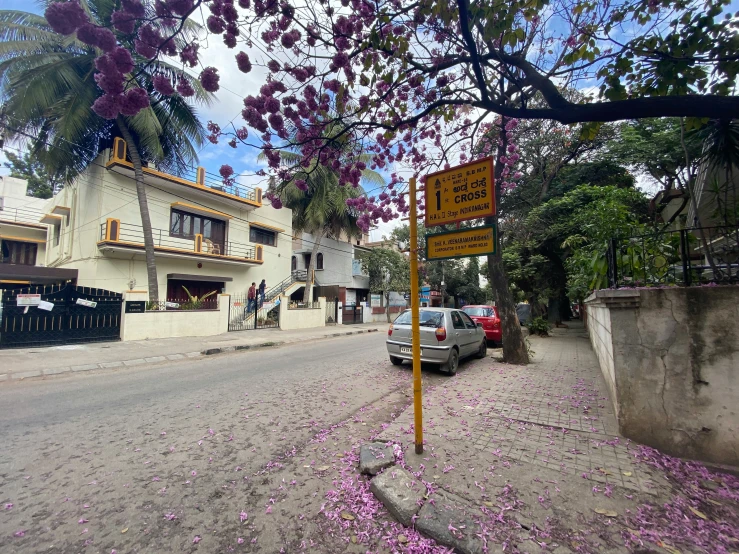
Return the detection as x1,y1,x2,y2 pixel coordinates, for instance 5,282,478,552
250,227,276,246
1,240,37,265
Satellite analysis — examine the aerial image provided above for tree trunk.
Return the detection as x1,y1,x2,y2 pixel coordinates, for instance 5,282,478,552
486,118,530,364
303,230,323,302
117,117,159,302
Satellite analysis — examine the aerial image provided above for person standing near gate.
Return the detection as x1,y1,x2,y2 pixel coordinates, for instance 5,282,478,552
258,279,266,308
247,282,257,313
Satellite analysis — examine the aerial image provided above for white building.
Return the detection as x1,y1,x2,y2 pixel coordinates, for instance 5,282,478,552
2,138,292,300
291,231,369,306
0,175,80,285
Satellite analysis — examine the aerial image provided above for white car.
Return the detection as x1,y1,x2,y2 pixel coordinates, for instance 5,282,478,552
386,308,486,375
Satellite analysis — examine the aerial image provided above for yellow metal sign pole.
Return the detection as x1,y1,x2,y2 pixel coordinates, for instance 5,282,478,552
409,176,424,455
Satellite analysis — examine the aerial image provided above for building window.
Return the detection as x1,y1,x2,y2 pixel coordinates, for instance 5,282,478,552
170,209,225,249
250,227,276,246
291,256,297,271
1,240,37,265
316,252,324,270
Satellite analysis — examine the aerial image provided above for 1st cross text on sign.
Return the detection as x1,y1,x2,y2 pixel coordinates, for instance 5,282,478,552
424,157,495,227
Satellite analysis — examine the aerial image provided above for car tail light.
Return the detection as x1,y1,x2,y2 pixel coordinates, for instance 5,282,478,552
435,327,447,341
388,325,393,337
492,320,500,329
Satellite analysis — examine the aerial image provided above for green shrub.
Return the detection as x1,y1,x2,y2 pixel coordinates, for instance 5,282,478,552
527,317,551,336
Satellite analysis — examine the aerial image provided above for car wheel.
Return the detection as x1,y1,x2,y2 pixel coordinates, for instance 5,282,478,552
440,348,459,375
476,339,487,359
389,356,403,366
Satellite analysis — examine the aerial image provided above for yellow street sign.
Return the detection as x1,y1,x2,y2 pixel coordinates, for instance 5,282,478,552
424,157,495,227
426,226,497,261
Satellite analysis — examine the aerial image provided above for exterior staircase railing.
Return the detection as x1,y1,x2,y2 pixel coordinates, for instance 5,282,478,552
264,269,309,303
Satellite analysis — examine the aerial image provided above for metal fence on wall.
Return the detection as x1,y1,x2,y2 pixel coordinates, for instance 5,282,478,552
228,293,280,331
606,225,739,288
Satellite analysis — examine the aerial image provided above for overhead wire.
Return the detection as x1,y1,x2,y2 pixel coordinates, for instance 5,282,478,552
2,137,377,263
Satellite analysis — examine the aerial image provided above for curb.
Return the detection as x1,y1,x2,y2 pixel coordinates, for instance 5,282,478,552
201,328,379,356
2,328,379,382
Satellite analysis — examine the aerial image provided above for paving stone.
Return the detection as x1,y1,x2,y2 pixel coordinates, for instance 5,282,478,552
165,354,185,360
71,363,99,372
123,358,147,366
13,370,42,380
359,442,395,475
144,356,167,363
416,489,484,554
44,366,72,375
369,466,426,526
202,348,223,355
100,361,124,368
185,352,201,358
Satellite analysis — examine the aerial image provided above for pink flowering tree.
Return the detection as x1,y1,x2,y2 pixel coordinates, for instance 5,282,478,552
1,0,213,302
40,0,737,362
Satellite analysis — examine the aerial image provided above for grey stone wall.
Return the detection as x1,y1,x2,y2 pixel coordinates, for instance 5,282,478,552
585,287,739,467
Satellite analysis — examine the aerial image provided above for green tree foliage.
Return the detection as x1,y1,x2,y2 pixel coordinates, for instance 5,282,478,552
2,151,61,198
526,186,650,300
359,247,411,321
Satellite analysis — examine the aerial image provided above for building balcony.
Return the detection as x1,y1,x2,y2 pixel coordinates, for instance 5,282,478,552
105,138,263,210
0,206,49,235
98,220,264,266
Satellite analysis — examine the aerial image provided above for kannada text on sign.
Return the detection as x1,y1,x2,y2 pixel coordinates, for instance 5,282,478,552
424,157,495,227
426,226,497,261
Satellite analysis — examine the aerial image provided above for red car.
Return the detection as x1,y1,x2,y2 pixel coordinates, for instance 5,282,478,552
462,305,502,345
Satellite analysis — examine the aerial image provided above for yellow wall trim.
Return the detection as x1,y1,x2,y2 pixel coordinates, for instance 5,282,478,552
0,234,47,244
0,280,31,284
171,202,233,219
249,221,285,233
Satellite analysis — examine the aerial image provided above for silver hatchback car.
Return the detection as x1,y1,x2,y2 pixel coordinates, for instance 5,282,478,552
386,308,487,374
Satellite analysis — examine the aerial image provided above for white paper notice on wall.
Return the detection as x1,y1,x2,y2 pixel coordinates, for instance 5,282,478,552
17,294,41,306
37,301,54,311
75,298,97,308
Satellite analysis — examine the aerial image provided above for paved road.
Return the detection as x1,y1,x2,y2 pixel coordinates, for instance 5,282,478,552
0,332,458,553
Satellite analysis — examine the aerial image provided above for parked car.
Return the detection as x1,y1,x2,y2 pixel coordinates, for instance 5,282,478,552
386,308,486,375
462,305,502,346
516,303,531,326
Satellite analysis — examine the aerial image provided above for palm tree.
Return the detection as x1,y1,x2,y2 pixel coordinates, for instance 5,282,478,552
264,150,384,302
0,1,212,302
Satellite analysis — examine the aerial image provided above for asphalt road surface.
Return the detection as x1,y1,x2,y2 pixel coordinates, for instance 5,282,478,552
0,332,455,553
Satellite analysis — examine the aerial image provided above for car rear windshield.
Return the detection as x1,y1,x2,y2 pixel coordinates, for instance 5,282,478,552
463,307,494,317
394,310,444,327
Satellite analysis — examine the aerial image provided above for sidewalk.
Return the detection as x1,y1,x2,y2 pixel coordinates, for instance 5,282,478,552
362,322,738,553
0,323,382,382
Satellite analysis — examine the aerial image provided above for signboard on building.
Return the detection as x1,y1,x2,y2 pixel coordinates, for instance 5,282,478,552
370,294,382,308
426,226,497,261
125,301,146,313
16,294,41,306
424,157,495,227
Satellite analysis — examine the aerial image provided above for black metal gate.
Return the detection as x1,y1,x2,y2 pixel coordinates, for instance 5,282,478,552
0,284,122,349
342,304,363,324
228,293,280,331
325,298,338,325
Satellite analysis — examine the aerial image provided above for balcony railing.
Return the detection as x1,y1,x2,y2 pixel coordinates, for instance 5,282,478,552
0,206,47,226
99,220,262,262
106,138,261,204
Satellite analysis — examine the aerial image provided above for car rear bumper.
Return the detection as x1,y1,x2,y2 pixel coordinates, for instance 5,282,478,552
386,339,451,364
484,329,502,342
